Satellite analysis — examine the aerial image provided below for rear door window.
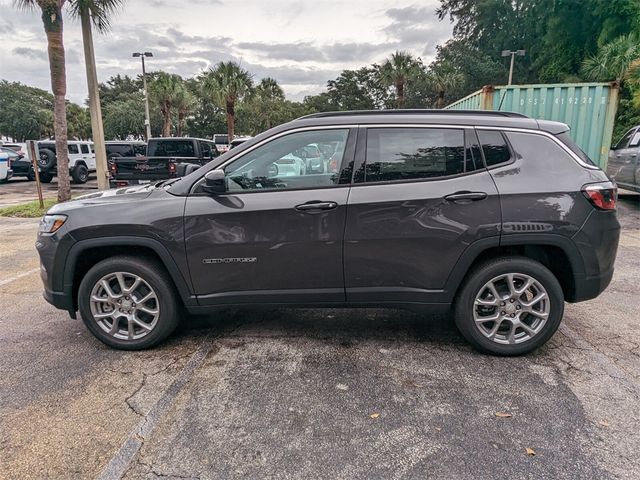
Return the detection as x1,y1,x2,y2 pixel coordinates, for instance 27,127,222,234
363,128,473,182
68,144,80,154
476,130,512,167
80,144,90,154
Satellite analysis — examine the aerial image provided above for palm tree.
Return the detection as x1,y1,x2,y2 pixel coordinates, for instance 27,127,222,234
380,51,421,109
429,70,465,109
255,77,284,130
14,0,70,201
582,33,640,84
173,86,196,137
203,62,253,140
149,72,183,137
14,0,123,200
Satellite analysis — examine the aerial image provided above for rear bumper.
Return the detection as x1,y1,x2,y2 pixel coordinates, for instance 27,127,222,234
571,266,614,302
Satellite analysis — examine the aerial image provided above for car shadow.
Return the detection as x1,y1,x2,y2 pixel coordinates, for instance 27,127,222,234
171,307,466,350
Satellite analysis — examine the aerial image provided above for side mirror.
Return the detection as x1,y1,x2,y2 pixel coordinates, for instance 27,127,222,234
202,169,227,194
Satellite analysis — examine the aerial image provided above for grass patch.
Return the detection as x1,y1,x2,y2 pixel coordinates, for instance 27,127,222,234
0,198,58,218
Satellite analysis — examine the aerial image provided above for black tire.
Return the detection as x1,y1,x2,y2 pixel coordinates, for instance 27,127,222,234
78,255,180,350
38,148,56,170
453,256,564,356
71,163,89,184
38,171,53,183
27,166,36,181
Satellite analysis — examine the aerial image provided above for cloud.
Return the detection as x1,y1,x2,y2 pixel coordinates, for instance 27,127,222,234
13,47,48,61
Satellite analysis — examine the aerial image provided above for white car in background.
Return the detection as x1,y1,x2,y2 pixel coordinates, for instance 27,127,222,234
0,151,12,183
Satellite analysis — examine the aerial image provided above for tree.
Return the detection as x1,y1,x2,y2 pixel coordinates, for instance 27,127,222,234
429,68,465,109
326,66,391,110
173,85,196,137
255,77,284,130
380,51,421,108
582,33,640,84
149,72,183,137
14,0,71,202
202,61,253,140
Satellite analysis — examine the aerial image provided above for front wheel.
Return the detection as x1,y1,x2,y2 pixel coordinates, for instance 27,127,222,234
78,256,180,350
454,257,564,356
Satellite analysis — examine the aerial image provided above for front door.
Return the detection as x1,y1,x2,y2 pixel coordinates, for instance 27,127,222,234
344,126,501,303
184,127,356,305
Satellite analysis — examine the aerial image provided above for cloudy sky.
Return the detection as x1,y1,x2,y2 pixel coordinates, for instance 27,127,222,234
0,0,452,104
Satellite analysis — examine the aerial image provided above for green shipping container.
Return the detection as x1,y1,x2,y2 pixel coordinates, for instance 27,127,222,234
445,83,619,168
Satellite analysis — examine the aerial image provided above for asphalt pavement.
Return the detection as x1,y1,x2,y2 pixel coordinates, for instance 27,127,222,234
0,194,638,479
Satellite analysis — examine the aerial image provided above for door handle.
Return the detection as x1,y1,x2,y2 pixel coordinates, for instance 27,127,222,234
616,154,622,158
444,191,488,202
295,201,338,211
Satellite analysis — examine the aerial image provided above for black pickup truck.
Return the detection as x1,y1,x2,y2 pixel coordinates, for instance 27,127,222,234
109,137,219,187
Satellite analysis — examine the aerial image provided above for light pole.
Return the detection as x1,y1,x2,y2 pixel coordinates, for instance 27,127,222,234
501,49,525,85
133,52,153,140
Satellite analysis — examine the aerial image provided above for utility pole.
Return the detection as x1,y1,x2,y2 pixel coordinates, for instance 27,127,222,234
81,9,109,190
133,52,153,140
501,49,526,85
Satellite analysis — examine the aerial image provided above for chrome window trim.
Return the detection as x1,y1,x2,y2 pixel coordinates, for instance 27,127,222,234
191,125,357,193
191,122,598,193
474,125,600,170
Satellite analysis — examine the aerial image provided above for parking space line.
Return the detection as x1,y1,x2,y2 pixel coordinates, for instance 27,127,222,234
98,339,214,480
559,324,640,397
0,268,40,287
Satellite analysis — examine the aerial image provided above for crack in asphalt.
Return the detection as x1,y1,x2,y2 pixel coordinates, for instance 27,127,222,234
559,324,640,398
98,339,216,480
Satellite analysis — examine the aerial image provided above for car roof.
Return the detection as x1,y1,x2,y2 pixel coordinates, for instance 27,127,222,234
105,140,146,144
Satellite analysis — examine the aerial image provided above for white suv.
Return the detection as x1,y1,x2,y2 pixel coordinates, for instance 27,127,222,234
36,140,95,184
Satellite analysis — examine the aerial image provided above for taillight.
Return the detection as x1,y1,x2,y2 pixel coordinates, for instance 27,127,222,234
582,182,617,210
168,161,177,175
109,161,117,175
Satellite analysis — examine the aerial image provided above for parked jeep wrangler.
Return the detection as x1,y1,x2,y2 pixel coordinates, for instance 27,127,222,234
36,140,95,184
37,110,620,355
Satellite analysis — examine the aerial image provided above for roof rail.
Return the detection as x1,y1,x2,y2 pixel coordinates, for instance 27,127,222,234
298,109,529,119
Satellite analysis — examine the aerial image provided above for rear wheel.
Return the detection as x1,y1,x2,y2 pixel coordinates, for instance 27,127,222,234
71,163,89,184
454,257,564,356
78,256,180,350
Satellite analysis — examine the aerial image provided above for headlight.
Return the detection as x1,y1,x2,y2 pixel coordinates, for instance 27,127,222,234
39,214,67,234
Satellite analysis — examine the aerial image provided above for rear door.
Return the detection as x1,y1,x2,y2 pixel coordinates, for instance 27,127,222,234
184,127,356,305
344,126,501,303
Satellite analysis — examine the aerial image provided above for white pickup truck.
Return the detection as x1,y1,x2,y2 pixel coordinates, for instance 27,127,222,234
36,140,95,184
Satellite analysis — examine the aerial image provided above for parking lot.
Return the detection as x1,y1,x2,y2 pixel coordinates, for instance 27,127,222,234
0,176,99,208
0,193,638,479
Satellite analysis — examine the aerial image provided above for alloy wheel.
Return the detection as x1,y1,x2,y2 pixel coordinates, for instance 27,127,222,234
89,272,160,341
473,273,550,345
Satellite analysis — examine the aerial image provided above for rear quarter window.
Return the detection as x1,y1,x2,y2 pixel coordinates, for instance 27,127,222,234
555,132,596,166
477,130,511,167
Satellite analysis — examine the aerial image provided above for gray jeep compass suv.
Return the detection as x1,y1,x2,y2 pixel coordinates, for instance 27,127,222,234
36,110,620,355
